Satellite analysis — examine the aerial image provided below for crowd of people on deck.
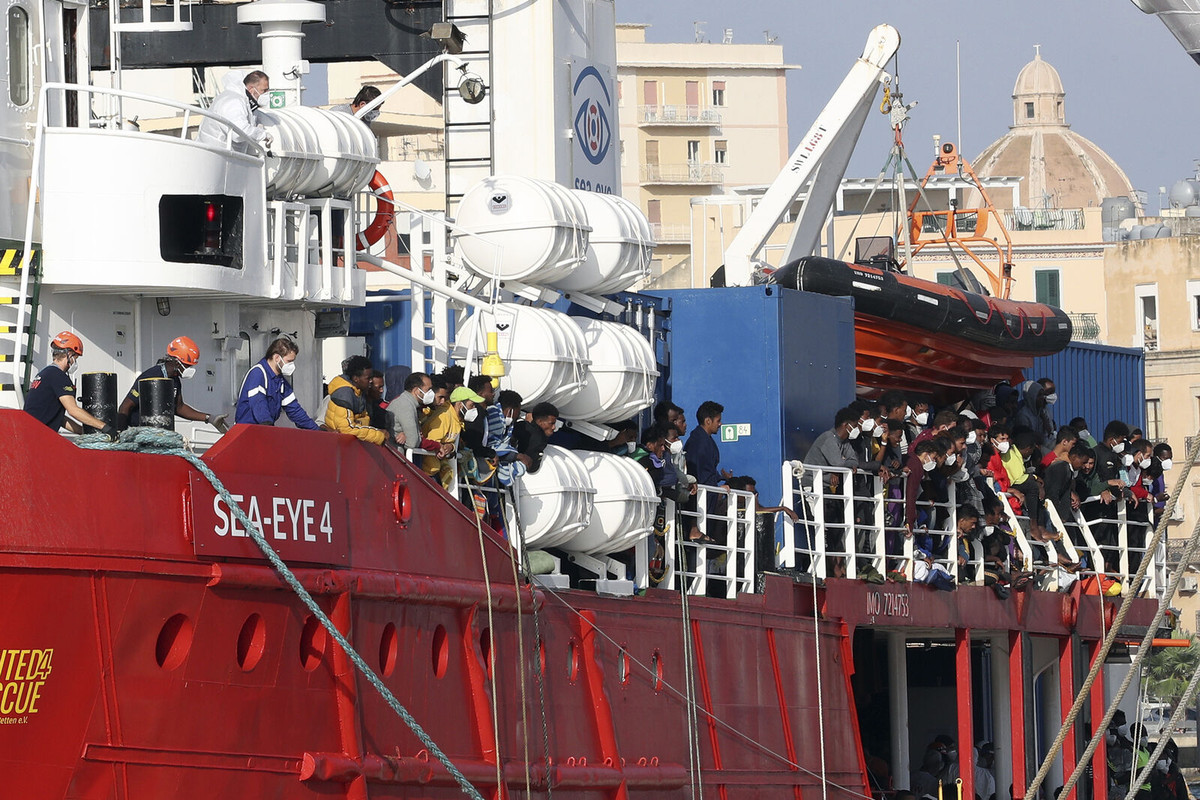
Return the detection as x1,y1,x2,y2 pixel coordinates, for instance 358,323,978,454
26,333,1175,595
800,377,1176,597
870,724,1188,800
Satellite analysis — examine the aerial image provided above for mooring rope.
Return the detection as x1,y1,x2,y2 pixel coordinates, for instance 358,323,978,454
73,428,485,800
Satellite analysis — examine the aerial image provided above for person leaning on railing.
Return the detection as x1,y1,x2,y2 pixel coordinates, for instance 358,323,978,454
1082,420,1133,574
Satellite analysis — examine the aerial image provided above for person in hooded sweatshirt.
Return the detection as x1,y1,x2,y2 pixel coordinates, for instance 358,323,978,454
197,70,271,152
1014,377,1057,449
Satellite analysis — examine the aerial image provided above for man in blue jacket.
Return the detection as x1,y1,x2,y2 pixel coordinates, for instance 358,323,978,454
235,338,320,429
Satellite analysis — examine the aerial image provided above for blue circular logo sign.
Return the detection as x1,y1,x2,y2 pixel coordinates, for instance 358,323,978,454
573,66,612,166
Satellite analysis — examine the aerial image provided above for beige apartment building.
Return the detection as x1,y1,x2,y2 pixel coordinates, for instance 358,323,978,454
615,24,796,287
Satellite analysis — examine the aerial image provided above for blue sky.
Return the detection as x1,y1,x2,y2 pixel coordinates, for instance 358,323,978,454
617,0,1198,210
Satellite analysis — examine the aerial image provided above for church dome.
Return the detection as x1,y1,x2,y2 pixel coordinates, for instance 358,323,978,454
968,48,1136,210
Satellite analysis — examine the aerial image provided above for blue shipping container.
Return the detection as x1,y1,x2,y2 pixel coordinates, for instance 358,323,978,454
1030,341,1145,434
649,286,857,505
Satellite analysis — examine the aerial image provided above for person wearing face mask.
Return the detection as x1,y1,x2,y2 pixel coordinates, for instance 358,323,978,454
390,371,438,455
459,375,498,461
331,85,383,127
1084,420,1133,574
234,338,320,429
117,336,228,432
1125,439,1156,573
902,438,948,561
197,70,272,152
800,406,866,579
24,331,118,438
1149,443,1174,527
420,385,484,490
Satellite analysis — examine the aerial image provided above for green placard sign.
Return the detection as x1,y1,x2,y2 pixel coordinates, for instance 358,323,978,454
267,90,286,110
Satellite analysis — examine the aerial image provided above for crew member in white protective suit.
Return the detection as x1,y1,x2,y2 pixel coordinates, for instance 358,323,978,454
196,70,272,152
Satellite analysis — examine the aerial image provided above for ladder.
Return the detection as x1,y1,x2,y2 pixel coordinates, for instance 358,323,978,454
0,245,42,409
443,0,495,217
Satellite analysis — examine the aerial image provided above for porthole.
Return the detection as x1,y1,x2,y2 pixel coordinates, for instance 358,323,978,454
431,624,448,678
236,613,266,672
155,613,193,670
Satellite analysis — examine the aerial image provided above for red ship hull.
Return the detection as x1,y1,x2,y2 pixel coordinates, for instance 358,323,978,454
0,412,1157,798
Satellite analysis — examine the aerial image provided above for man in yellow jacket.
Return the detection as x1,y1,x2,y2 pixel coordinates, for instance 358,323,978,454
421,384,484,490
324,355,388,445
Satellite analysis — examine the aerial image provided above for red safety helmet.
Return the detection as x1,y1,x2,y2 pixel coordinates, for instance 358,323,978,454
166,335,200,367
51,331,83,357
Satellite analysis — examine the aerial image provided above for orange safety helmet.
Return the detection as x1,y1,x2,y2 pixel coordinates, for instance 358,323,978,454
51,331,84,356
166,335,200,367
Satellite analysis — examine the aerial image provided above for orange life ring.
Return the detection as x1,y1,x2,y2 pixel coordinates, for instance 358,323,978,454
356,170,395,250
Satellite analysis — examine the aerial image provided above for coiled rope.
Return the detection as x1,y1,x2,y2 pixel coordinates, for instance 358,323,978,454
73,428,485,800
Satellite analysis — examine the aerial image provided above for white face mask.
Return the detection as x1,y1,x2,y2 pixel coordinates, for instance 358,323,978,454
1079,429,1091,440
848,426,861,440
994,440,1011,454
280,359,296,377
463,406,479,423
1112,441,1126,454
1161,458,1174,471
914,411,929,426
945,453,957,466
873,425,884,439
966,431,977,445
180,366,196,380
553,420,564,432
67,357,79,375
860,418,875,433
922,458,937,472
984,525,995,535
503,415,514,427
1045,393,1058,405
419,388,435,406
669,439,683,455
1156,760,1169,774
1123,453,1135,467
1138,457,1152,469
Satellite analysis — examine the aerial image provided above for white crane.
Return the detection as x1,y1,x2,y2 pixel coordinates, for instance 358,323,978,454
722,24,900,286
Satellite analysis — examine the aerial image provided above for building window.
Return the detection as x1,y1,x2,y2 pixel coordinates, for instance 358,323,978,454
686,140,700,163
712,80,726,107
1136,283,1159,351
1034,269,1061,308
1188,279,1200,331
1146,397,1163,442
1025,101,1034,119
8,6,30,106
714,140,727,164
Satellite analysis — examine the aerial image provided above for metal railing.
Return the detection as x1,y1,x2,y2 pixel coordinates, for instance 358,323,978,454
658,488,757,598
1002,208,1086,231
640,163,724,185
776,459,1162,596
637,104,722,125
649,222,690,244
1067,313,1101,342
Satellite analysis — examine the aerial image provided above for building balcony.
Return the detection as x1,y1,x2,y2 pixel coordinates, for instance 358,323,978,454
637,104,722,126
1067,313,1101,343
649,223,691,244
641,162,724,186
1002,207,1085,231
